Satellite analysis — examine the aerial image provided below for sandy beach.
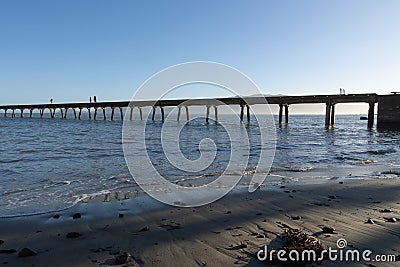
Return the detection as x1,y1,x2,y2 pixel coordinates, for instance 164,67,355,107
0,178,398,267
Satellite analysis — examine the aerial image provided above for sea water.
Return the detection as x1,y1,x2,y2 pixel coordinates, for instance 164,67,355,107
0,113,399,216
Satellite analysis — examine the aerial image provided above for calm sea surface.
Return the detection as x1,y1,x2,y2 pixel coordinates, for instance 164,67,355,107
1,113,399,216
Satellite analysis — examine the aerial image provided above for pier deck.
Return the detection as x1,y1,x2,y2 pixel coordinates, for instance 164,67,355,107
0,93,386,128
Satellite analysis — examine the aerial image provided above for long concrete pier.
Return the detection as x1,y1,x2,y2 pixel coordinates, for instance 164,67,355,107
0,93,395,128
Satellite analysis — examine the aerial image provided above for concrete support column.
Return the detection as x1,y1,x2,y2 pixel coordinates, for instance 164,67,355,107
214,106,218,123
64,108,69,119
73,109,77,119
40,109,44,118
4,109,7,118
246,105,250,124
368,102,375,128
119,107,124,120
20,109,24,118
177,106,181,122
139,107,143,121
111,107,115,121
94,108,98,120
240,105,244,122
12,109,15,118
87,108,91,120
330,104,335,126
78,108,82,120
102,108,106,120
284,105,289,124
278,104,283,124
206,106,210,123
152,107,156,121
325,103,331,127
160,107,165,122
185,106,190,121
29,109,33,118
130,107,134,121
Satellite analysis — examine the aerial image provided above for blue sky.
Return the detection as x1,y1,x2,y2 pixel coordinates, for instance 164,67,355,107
0,0,399,111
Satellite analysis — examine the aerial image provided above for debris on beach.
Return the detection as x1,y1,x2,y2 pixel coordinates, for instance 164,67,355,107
386,217,397,223
114,251,132,265
365,218,375,224
380,208,392,213
264,228,326,265
18,248,37,257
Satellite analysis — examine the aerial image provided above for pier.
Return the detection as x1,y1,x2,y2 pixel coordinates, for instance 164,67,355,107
0,93,395,128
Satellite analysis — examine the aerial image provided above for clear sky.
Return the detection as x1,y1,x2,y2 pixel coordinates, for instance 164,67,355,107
0,0,399,113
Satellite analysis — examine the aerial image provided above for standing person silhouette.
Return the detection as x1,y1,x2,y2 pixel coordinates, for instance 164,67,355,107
50,98,53,104
94,96,97,103
89,97,92,103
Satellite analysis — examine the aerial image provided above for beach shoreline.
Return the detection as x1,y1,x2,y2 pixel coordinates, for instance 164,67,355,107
0,178,399,266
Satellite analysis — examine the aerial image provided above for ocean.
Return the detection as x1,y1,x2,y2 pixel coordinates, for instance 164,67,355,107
1,113,399,217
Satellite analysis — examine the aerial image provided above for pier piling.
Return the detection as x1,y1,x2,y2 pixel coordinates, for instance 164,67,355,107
152,107,156,121
240,105,244,122
130,107,133,121
102,108,106,120
368,102,375,128
330,104,335,125
185,106,190,122
325,102,331,127
246,105,250,124
160,107,165,122
119,107,123,120
111,107,115,121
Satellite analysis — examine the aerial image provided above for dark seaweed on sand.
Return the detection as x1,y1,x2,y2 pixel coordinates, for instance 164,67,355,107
264,228,327,266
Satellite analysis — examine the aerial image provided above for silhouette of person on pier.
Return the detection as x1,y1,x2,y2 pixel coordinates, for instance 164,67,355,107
50,98,53,104
94,96,97,103
89,97,92,103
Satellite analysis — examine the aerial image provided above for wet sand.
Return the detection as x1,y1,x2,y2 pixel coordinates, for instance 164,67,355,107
0,178,399,266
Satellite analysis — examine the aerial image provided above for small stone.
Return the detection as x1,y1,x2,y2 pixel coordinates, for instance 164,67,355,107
328,195,337,199
118,213,124,218
226,211,232,214
387,218,397,223
72,213,81,219
139,226,149,232
114,252,132,265
365,218,375,224
256,212,262,216
18,248,37,257
53,214,60,219
66,232,81,238
339,181,344,184
322,226,335,234
291,216,302,220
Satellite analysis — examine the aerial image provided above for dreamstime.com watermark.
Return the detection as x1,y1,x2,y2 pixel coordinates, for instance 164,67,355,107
122,61,276,207
257,238,397,263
